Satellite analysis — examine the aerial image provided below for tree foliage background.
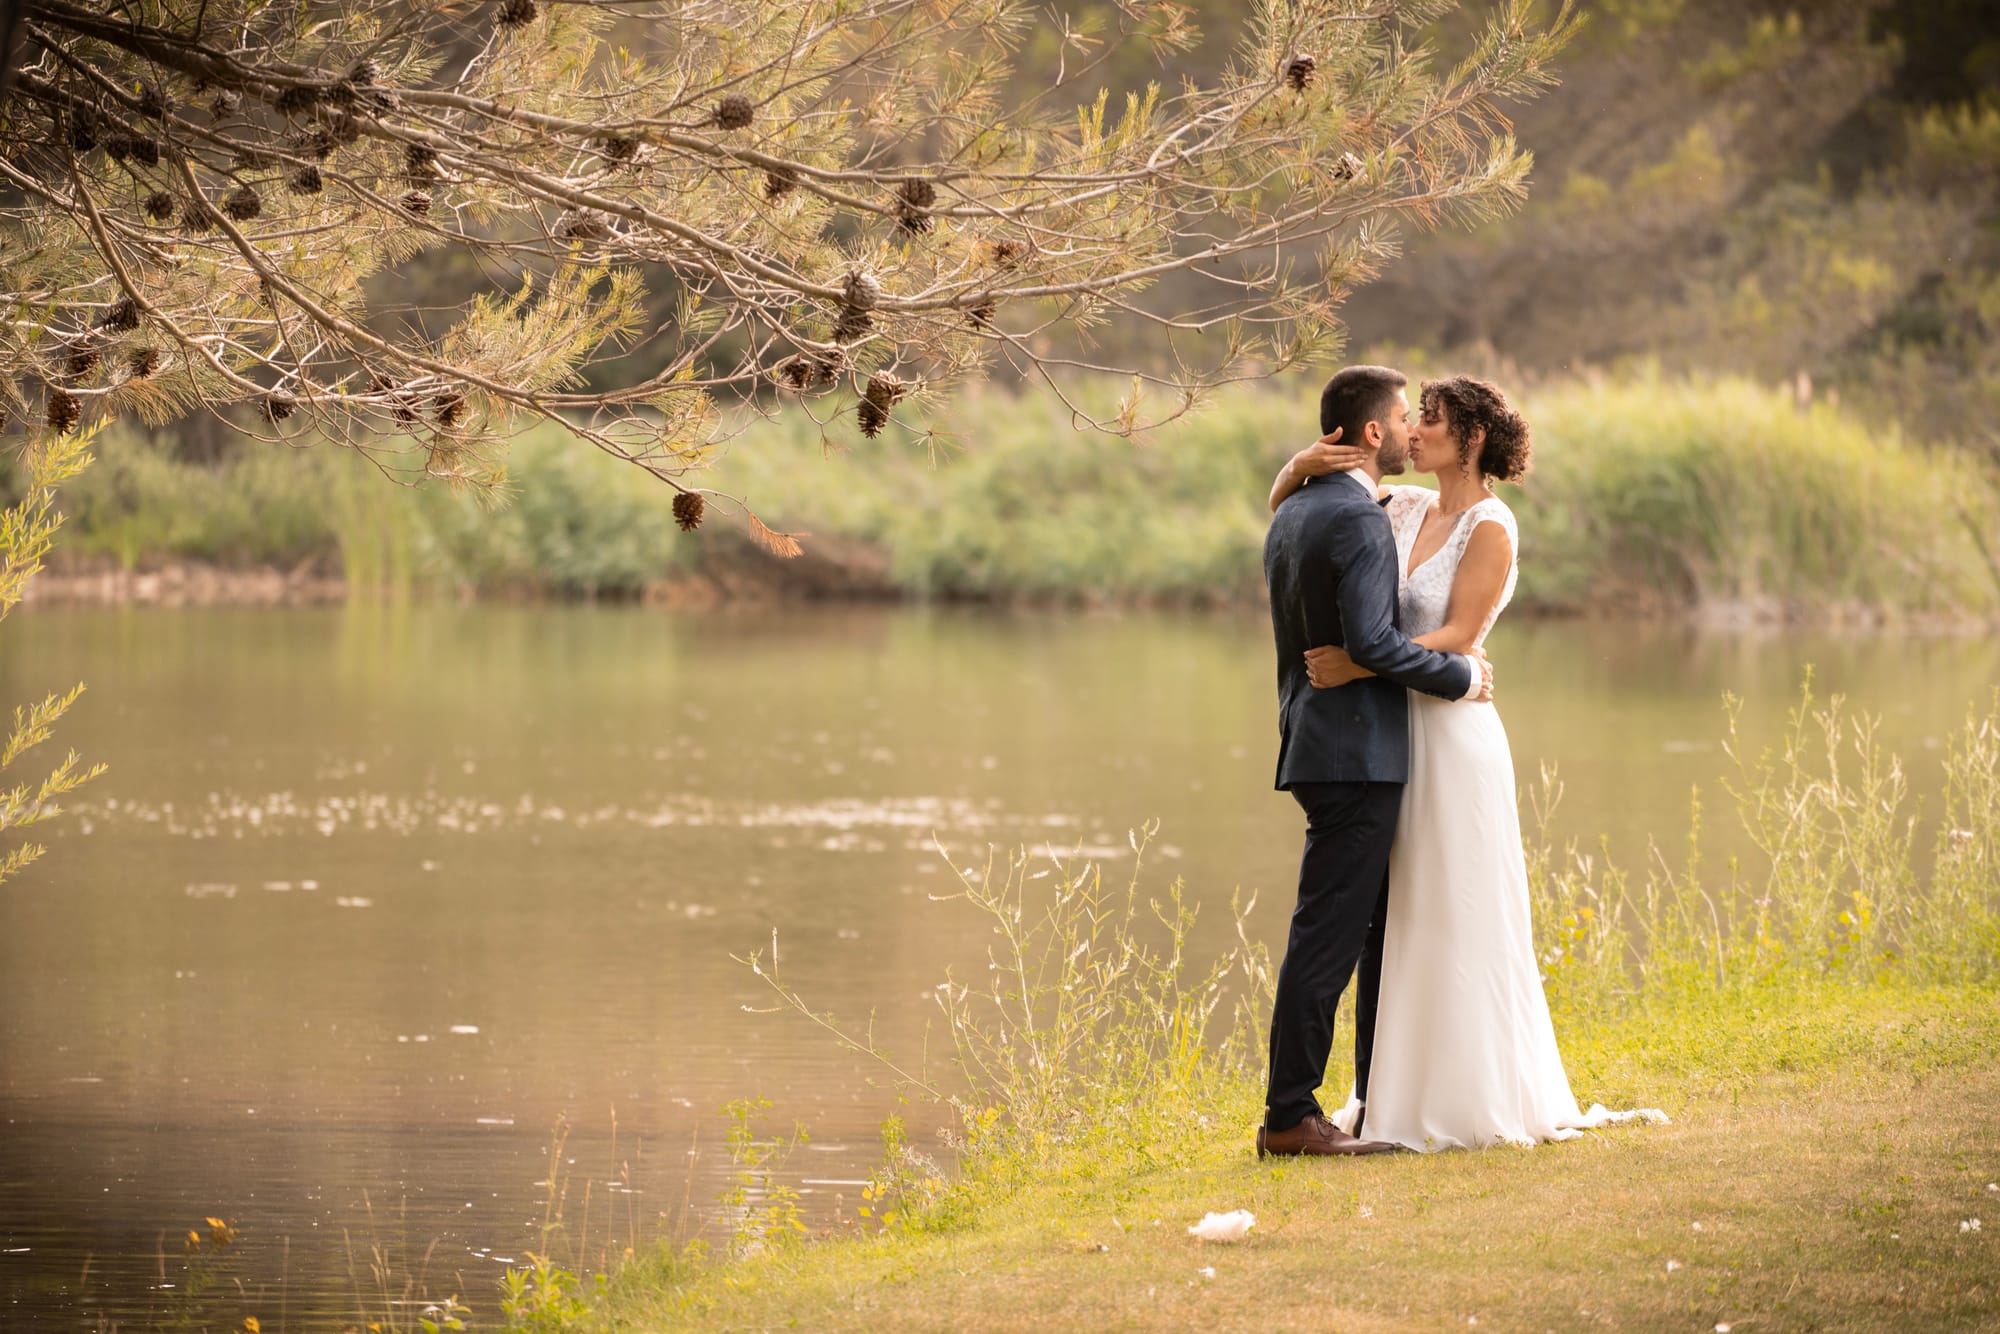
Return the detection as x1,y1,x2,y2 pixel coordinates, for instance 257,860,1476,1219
0,0,1578,537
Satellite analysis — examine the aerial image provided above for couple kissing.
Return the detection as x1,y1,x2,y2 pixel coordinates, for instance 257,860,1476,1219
1257,365,1663,1157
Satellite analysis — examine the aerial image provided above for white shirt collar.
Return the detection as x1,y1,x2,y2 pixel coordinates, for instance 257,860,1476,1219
1332,468,1378,500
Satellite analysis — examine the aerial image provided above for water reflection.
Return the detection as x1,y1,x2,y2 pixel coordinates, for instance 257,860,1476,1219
1,605,1993,1326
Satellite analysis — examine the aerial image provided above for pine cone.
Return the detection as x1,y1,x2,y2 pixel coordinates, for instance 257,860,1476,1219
105,135,136,162
1285,55,1317,92
857,398,888,438
286,164,323,195
831,306,872,344
714,95,755,131
434,392,466,428
348,59,380,87
130,138,160,167
64,343,100,380
403,143,438,187
138,84,174,119
764,167,797,199
295,128,336,160
843,271,882,311
556,209,611,240
777,357,811,391
894,177,936,235
99,296,140,332
211,89,243,116
496,0,539,28
182,199,218,233
221,186,262,221
597,134,639,164
672,491,705,531
144,191,178,223
968,300,996,328
261,391,297,422
128,347,162,379
988,239,1024,268
46,388,81,434
1331,151,1363,182
401,190,432,216
274,85,321,116
66,109,98,153
864,373,905,410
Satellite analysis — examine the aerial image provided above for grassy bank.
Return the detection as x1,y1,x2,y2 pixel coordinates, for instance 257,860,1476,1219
502,683,2000,1332
599,986,2000,1332
13,373,2000,617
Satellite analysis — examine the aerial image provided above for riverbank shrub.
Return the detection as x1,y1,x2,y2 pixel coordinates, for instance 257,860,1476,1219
13,374,1999,618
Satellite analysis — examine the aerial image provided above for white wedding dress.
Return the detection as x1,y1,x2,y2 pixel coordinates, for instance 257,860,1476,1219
1329,487,1664,1150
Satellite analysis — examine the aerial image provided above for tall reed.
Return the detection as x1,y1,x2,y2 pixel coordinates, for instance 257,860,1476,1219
1529,679,2000,1025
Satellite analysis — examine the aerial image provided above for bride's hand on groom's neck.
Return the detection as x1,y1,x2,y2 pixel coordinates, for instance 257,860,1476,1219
1292,430,1367,479
1270,429,1371,511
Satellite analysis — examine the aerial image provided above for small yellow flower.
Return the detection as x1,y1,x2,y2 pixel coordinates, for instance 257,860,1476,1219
243,1319,262,1333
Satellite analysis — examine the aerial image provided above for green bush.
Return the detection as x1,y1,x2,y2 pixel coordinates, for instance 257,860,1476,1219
18,373,1999,617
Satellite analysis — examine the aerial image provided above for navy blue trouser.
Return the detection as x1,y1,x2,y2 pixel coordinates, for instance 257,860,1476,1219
1264,780,1402,1132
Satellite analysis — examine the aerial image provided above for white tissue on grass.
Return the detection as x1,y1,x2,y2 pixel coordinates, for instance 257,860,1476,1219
1187,1210,1256,1242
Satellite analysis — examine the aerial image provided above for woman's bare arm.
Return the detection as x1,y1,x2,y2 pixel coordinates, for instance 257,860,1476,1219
1304,518,1514,685
1268,430,1366,512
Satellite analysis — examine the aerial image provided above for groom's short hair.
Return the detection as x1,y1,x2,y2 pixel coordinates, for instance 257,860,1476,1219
1320,365,1408,444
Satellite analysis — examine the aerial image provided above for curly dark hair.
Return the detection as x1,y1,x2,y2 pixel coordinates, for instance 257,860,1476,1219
1419,375,1532,483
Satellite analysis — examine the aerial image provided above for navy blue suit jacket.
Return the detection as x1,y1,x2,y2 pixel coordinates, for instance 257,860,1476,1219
1264,475,1473,787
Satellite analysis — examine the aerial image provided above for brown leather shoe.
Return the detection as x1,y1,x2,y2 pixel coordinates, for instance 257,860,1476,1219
1257,1113,1400,1158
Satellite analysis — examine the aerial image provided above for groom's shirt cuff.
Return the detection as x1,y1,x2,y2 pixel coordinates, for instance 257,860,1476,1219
1460,656,1482,700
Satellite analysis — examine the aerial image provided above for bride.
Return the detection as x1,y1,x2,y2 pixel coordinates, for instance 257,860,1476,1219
1268,374,1661,1149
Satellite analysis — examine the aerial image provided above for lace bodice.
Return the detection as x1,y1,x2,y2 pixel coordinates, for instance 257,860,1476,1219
1383,486,1518,647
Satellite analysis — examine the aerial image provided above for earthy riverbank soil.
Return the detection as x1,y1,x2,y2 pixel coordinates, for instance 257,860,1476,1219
20,534,902,608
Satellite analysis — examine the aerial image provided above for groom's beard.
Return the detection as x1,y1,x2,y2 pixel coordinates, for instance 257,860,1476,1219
1379,443,1410,474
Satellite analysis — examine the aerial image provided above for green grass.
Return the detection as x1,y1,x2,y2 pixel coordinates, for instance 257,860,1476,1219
594,982,2000,1333
549,686,2000,1332
14,372,2000,616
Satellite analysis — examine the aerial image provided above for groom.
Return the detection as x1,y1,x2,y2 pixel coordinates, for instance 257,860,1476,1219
1258,364,1493,1158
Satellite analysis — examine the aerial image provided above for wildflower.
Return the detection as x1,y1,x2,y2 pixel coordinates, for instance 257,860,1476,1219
1196,1265,1215,1279
1692,1221,1704,1231
1188,1209,1255,1242
1665,1260,1681,1272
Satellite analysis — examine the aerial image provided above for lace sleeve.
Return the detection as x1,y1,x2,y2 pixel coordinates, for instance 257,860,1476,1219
1382,484,1433,522
1462,497,1517,559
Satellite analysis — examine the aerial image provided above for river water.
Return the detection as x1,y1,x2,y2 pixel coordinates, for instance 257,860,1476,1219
1,605,1993,1327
